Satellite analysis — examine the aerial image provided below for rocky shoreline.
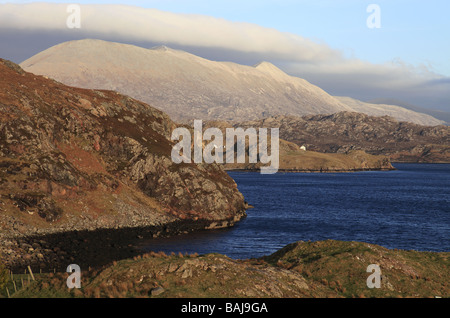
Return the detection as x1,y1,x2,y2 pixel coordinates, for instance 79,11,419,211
1,211,247,273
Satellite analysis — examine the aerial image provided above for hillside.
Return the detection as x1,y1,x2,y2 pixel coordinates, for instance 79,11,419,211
226,145,394,172
233,113,450,163
4,240,448,299
200,121,394,171
335,96,447,126
367,98,450,125
0,59,247,271
20,39,443,126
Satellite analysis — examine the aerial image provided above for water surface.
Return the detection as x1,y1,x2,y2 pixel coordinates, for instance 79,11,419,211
141,163,450,259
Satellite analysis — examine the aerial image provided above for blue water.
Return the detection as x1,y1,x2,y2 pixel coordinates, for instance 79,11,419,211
141,163,450,259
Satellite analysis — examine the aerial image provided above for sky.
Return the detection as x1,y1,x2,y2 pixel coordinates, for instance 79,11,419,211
1,0,449,111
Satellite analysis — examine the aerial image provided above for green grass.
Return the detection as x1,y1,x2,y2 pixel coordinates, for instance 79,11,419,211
4,241,449,299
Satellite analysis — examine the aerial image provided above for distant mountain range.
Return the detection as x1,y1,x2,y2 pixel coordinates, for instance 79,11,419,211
367,98,450,125
20,39,444,126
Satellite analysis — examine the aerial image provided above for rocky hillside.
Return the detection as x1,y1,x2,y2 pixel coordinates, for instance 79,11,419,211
4,240,449,299
233,113,450,163
0,59,247,270
201,121,393,172
20,39,443,126
226,146,394,172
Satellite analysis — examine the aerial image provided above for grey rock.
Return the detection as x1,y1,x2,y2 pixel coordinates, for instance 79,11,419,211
150,287,165,296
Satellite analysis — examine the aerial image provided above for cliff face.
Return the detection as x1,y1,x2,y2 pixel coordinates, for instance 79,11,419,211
0,58,247,245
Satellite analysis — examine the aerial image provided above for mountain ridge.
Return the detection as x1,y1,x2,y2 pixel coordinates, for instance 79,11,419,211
20,39,443,126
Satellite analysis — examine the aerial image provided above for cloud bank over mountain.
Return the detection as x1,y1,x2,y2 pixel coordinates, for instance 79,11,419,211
1,3,449,111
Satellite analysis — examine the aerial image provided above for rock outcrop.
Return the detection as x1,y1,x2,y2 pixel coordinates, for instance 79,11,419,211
0,59,247,270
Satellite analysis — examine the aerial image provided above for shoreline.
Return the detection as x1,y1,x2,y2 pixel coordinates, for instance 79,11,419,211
4,162,447,273
225,161,450,173
225,167,396,173
391,161,450,164
1,212,247,273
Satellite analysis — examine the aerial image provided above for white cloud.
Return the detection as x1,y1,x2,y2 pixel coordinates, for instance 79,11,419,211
0,3,338,62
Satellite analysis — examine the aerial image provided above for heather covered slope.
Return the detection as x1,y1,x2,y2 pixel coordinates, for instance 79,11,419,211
20,39,443,126
4,240,449,298
0,59,247,269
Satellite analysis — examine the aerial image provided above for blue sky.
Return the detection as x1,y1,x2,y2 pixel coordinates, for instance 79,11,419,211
7,0,449,76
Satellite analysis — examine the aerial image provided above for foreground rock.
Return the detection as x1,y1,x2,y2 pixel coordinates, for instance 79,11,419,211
0,59,247,271
5,240,449,298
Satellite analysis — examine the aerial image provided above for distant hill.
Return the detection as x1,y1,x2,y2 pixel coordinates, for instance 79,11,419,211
20,39,444,126
232,112,450,163
367,98,450,125
199,121,394,172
